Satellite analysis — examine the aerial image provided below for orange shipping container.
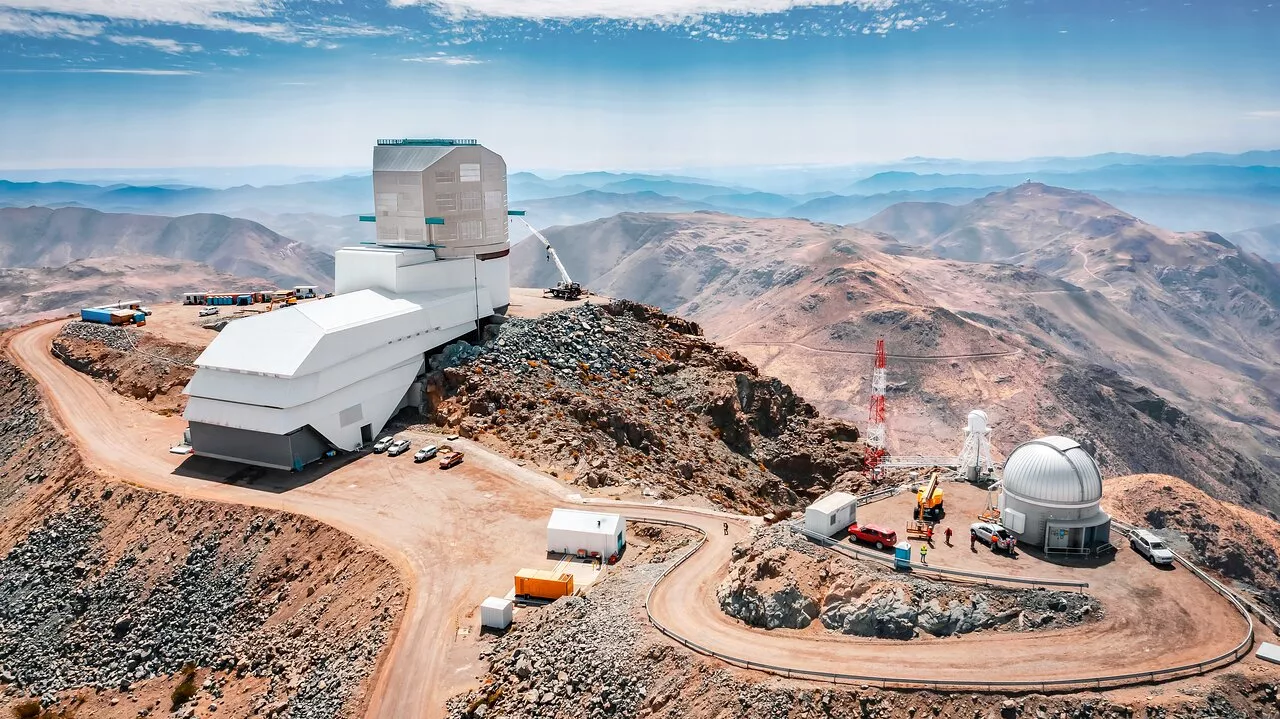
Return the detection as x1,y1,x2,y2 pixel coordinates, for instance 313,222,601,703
514,569,574,600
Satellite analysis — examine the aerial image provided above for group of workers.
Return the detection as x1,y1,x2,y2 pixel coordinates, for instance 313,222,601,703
916,525,956,565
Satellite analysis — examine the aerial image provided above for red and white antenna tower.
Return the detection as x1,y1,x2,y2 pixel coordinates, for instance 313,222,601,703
865,337,888,471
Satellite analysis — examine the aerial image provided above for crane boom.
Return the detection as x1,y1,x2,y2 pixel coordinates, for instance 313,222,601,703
514,216,574,289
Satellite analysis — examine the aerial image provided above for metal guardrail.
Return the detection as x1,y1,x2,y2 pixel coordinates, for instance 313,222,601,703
1113,519,1280,634
854,485,901,506
630,514,1254,694
791,522,1090,590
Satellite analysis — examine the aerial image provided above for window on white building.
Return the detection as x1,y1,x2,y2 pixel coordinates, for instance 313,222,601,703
484,190,505,209
435,169,456,183
435,193,457,211
459,163,481,182
459,220,484,241
485,221,505,240
460,191,482,211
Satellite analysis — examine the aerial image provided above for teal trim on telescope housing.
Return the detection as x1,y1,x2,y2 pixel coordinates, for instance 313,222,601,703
425,217,445,225
358,215,376,222
375,138,478,146
507,210,526,216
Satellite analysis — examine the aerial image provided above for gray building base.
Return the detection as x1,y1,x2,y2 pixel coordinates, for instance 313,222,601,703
189,422,331,471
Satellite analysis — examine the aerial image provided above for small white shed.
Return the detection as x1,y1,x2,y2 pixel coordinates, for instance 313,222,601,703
547,509,626,559
803,492,857,538
479,596,513,630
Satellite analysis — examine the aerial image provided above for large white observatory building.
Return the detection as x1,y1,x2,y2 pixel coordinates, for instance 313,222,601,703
998,435,1112,553
183,139,512,470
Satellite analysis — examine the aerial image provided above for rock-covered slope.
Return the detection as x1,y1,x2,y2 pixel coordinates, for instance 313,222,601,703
0,356,403,717
717,526,1099,639
0,206,334,289
424,300,867,513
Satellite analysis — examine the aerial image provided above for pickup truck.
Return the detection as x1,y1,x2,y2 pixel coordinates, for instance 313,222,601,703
847,523,897,550
439,450,464,469
971,522,1017,552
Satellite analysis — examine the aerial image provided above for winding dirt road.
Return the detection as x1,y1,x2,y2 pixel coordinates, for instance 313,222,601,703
5,319,1253,714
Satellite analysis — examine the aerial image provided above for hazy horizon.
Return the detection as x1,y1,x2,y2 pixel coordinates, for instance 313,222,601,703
1,0,1278,172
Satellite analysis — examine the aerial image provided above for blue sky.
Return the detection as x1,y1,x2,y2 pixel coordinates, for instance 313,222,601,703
0,0,1278,172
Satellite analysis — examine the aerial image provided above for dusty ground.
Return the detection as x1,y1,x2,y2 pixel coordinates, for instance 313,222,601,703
1105,474,1280,617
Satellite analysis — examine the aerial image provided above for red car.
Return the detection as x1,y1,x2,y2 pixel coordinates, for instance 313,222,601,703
439,451,464,469
847,523,897,550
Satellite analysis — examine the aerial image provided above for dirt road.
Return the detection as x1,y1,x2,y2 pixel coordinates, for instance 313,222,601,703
7,319,569,719
5,318,1254,712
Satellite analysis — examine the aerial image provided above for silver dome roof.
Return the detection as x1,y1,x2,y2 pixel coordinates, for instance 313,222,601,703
1002,436,1103,506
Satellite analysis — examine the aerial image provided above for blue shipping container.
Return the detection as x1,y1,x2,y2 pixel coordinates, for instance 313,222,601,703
80,308,113,324
134,313,146,323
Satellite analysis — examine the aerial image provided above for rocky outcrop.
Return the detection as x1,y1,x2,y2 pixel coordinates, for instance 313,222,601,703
718,548,820,629
425,300,868,513
719,526,1100,640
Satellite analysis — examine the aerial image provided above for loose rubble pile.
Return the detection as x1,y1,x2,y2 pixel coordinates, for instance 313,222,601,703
426,300,870,513
0,499,401,717
717,526,1101,639
0,358,404,717
53,321,197,413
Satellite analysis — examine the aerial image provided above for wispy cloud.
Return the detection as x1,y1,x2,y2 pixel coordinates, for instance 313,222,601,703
1245,110,1280,120
0,8,101,37
0,67,199,74
403,51,484,65
108,35,202,53
392,0,900,21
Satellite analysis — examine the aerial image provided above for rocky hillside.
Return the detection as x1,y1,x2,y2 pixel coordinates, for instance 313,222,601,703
717,526,1098,639
1104,474,1280,618
0,356,403,717
52,321,197,415
0,206,334,289
508,209,1280,515
0,256,263,328
423,300,868,513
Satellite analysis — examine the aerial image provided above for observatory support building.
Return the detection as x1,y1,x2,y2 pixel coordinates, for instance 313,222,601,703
998,436,1112,553
183,139,511,470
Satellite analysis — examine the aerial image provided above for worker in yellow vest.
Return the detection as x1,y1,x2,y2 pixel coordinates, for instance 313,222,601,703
919,543,929,566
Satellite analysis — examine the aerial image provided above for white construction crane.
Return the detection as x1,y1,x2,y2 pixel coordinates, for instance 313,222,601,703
512,215,583,300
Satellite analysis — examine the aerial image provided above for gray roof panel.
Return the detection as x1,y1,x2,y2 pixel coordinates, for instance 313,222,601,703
373,145,456,172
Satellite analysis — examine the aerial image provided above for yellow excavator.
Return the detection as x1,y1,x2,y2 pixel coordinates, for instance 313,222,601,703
906,472,945,539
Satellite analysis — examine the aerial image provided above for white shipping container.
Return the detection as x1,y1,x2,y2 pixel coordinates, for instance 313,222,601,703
480,596,513,629
803,492,857,538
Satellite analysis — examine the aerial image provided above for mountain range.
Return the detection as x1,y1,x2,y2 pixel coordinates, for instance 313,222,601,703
511,186,1280,515
0,206,333,290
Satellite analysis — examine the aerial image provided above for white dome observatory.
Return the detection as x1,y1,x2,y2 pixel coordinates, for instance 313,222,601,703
998,436,1112,553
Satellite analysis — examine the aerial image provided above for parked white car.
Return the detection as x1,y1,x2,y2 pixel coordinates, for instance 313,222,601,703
1130,529,1175,565
372,436,395,453
198,306,219,317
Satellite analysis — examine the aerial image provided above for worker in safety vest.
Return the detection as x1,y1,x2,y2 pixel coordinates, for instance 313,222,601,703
919,543,929,566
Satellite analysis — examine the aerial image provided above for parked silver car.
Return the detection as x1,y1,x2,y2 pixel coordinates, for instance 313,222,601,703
413,445,439,463
386,439,412,457
372,436,395,453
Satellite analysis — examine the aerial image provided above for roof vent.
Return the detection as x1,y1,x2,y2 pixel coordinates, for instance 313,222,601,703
376,138,478,146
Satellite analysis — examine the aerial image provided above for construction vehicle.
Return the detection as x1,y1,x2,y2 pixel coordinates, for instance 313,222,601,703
906,472,944,539
512,215,583,300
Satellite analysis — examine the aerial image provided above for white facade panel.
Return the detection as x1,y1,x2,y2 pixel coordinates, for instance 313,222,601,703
803,492,857,538
476,255,510,309
546,510,625,558
480,597,513,629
